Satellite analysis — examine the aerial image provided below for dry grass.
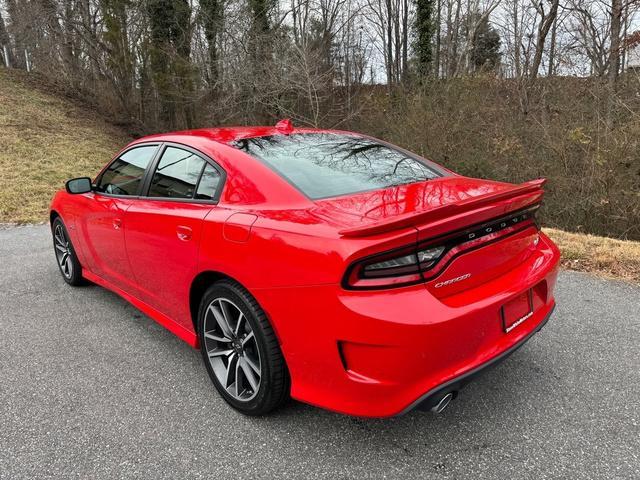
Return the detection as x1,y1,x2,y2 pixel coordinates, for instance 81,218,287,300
0,69,130,223
544,228,640,285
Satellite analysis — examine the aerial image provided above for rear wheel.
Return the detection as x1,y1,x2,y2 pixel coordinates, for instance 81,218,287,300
197,280,289,415
51,217,85,286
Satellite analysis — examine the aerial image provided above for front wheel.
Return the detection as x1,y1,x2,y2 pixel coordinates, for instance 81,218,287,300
197,280,289,415
51,217,85,286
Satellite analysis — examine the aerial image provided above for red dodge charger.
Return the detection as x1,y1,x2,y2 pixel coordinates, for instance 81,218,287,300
50,120,560,417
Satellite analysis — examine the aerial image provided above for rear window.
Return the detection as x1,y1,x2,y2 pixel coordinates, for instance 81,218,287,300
232,133,442,199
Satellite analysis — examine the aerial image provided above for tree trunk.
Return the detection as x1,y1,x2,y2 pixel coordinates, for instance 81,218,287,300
402,0,408,83
449,0,461,77
608,0,622,87
415,0,435,78
513,1,521,78
435,0,441,77
394,0,401,84
5,0,25,69
547,10,558,77
385,0,394,87
201,0,223,90
530,0,559,79
606,0,623,129
0,11,15,67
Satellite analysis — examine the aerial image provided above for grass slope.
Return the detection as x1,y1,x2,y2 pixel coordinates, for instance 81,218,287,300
0,68,130,223
544,228,640,285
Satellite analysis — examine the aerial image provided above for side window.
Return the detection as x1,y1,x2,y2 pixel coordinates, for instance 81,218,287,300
96,145,157,196
148,147,205,199
195,164,222,200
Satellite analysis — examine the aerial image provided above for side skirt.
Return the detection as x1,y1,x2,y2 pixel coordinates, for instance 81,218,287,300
82,269,199,348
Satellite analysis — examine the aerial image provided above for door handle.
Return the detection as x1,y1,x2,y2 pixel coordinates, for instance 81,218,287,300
113,218,122,230
176,225,193,241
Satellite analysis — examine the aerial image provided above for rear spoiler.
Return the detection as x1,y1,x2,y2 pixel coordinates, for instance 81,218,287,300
339,178,547,238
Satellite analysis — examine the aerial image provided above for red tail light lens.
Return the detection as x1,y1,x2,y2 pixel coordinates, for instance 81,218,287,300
346,245,447,289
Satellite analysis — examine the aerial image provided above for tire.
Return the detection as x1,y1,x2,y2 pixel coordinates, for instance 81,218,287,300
197,279,289,415
51,217,85,286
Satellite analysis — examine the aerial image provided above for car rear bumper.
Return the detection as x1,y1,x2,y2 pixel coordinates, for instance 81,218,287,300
405,303,555,414
252,232,561,417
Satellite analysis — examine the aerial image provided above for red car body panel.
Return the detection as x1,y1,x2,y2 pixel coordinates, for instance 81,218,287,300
50,125,561,417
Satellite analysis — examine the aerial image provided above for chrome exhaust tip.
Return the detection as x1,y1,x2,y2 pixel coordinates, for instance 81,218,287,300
431,392,454,414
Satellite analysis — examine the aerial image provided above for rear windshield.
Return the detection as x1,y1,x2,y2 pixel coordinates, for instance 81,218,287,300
232,133,442,199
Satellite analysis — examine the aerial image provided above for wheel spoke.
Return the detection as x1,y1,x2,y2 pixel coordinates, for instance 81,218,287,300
244,355,260,376
209,303,233,338
234,357,242,397
55,243,66,253
219,300,234,327
208,348,234,358
240,358,259,392
204,331,229,342
64,257,72,275
222,352,237,388
55,229,66,246
234,313,245,336
60,252,68,267
241,331,254,346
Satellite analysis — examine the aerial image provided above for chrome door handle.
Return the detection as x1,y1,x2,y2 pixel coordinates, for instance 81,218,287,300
176,225,193,241
113,218,122,230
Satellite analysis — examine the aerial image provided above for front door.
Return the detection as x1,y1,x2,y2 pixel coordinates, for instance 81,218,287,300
124,145,223,328
77,144,158,291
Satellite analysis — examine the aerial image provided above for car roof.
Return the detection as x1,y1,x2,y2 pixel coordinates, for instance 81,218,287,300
134,125,336,146
121,124,340,210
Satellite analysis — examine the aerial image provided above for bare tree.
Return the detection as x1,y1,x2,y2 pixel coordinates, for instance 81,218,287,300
529,0,560,78
608,0,623,85
365,0,411,85
0,9,14,66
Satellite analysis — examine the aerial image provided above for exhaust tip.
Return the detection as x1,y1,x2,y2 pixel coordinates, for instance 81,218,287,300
431,392,454,414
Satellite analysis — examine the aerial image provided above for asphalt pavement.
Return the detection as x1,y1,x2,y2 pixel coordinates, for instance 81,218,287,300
1,225,638,479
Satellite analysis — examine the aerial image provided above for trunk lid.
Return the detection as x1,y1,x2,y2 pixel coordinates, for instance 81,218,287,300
327,176,547,293
314,176,544,238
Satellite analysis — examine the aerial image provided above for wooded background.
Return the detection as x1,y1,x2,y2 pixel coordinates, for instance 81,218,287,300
0,0,639,239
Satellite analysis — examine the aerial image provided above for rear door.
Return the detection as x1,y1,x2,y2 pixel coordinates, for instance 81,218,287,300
76,144,159,292
124,144,225,328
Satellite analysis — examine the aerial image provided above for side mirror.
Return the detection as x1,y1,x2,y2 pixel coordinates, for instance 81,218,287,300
65,177,93,194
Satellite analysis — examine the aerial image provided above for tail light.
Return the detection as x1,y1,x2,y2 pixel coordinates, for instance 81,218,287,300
344,205,540,289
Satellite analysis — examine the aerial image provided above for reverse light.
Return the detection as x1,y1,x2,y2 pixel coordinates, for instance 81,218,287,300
362,246,447,277
350,244,446,287
417,246,446,268
364,253,417,272
359,246,421,280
